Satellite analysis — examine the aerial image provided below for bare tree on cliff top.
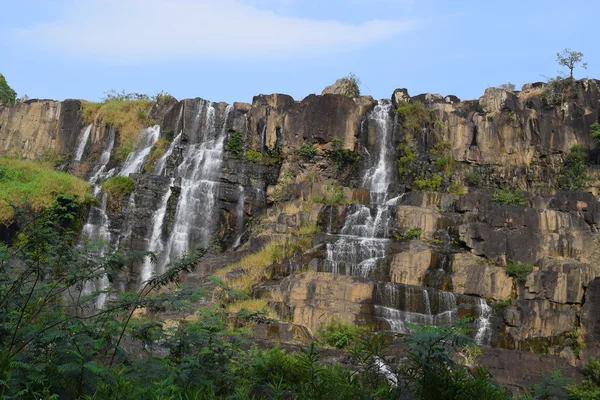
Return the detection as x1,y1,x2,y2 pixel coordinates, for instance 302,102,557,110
557,48,587,80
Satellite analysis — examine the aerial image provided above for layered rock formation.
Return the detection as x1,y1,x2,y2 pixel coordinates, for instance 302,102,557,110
2,78,600,386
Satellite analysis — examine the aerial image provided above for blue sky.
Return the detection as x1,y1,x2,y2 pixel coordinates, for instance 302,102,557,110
3,0,599,104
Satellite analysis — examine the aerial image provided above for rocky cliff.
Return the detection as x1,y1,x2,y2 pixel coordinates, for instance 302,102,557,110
2,79,600,388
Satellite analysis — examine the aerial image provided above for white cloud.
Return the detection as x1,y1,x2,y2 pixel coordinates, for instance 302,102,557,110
16,0,422,62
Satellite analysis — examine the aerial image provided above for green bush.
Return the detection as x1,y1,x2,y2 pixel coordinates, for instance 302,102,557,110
397,101,429,136
299,141,317,160
0,73,17,103
504,262,533,282
434,155,455,175
246,149,262,164
559,144,588,191
591,122,600,149
414,174,442,192
569,358,600,399
316,320,367,349
465,171,484,188
329,138,359,170
401,227,423,240
492,189,526,206
227,132,244,156
101,176,135,211
397,139,417,178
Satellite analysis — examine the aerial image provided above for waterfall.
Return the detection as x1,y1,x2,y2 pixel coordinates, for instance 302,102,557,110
475,298,493,345
153,132,182,176
119,125,161,177
160,103,231,270
75,124,92,161
140,181,173,284
89,127,116,185
232,185,246,248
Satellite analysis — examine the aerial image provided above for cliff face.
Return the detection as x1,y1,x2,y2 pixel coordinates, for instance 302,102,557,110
2,79,600,385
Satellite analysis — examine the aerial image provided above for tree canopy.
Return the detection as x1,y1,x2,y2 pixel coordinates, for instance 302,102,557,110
0,73,17,104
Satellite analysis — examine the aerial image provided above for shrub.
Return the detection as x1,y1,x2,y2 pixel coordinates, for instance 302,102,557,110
0,157,90,225
492,189,526,206
591,122,600,149
465,171,484,187
329,138,360,170
246,149,262,164
398,227,423,240
491,299,511,313
568,358,600,399
101,176,135,211
227,132,244,156
312,182,356,206
143,137,170,173
397,139,417,178
397,101,429,136
498,82,516,91
413,174,442,192
434,155,455,175
0,73,17,103
504,262,533,282
337,73,361,97
299,141,317,160
559,145,588,191
316,320,367,349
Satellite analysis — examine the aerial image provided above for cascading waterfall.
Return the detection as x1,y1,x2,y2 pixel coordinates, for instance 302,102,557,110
159,103,232,271
153,132,182,176
75,124,92,161
323,100,393,278
232,185,246,248
475,298,493,345
118,125,161,177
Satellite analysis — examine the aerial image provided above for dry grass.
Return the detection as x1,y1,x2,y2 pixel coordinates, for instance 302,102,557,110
519,88,544,99
81,99,154,162
225,298,277,319
0,157,90,225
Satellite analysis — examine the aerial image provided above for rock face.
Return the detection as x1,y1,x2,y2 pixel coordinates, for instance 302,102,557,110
321,77,361,98
3,77,600,385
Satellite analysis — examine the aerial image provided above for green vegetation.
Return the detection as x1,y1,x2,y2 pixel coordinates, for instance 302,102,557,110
299,141,317,160
591,122,600,149
226,132,244,156
272,171,294,203
312,182,356,206
316,320,368,349
101,176,135,212
0,73,17,104
504,262,533,282
498,82,516,91
246,149,262,164
557,48,587,79
492,189,526,206
143,137,170,173
81,91,155,163
491,299,511,313
465,171,484,187
397,101,429,136
0,157,90,225
337,72,361,97
396,227,423,241
434,155,455,175
569,358,600,399
414,174,442,192
397,138,417,178
329,138,360,170
559,144,588,191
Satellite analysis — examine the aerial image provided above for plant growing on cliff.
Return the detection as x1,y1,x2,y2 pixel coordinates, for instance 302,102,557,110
299,141,317,160
226,132,244,156
101,176,135,212
568,358,600,399
0,157,90,225
339,73,361,97
143,137,171,173
397,101,429,136
590,123,600,149
413,174,442,192
493,189,526,206
557,48,587,80
397,138,417,178
316,320,368,349
559,145,588,191
329,138,360,170
0,73,16,104
504,262,533,282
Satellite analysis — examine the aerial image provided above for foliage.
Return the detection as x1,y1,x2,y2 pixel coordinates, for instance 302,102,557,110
519,370,572,400
0,73,17,104
398,319,511,400
504,262,533,282
272,171,294,203
316,320,368,349
556,48,587,79
81,92,155,163
493,189,526,206
329,138,360,170
312,182,356,206
226,132,244,156
568,358,600,400
101,176,135,212
143,137,170,174
397,101,429,136
397,139,417,178
590,122,600,149
245,149,262,164
336,73,361,97
544,74,576,106
396,227,423,241
465,171,484,188
498,82,516,91
434,156,455,175
299,141,317,160
491,299,511,313
559,145,588,191
0,157,90,225
414,174,442,192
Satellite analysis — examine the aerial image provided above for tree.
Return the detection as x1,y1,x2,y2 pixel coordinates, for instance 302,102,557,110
0,73,17,104
556,48,587,79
